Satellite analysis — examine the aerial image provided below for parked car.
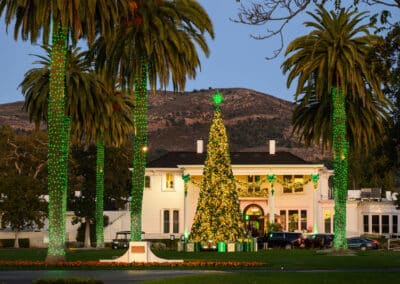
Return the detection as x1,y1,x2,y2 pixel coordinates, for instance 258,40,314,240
111,231,130,250
347,237,379,250
257,232,304,250
304,233,334,249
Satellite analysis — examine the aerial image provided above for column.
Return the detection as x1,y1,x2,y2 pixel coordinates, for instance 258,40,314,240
311,174,320,233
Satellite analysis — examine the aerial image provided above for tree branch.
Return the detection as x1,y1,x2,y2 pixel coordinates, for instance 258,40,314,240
233,0,312,59
234,0,400,59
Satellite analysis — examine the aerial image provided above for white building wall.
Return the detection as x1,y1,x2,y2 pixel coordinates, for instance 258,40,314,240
60,164,400,243
274,182,315,232
142,172,185,239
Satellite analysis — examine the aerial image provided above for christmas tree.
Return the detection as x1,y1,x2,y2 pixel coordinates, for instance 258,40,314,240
190,91,245,243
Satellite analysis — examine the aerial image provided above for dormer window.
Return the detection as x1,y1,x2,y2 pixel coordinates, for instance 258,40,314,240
166,173,174,189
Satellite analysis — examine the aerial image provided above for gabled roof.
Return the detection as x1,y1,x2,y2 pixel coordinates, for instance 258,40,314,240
147,151,311,168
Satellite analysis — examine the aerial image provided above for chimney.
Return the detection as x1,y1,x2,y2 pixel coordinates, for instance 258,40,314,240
196,139,204,154
269,140,276,155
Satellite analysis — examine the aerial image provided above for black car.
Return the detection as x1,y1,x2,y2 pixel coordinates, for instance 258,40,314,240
347,237,379,250
111,231,130,249
304,233,334,249
257,232,304,249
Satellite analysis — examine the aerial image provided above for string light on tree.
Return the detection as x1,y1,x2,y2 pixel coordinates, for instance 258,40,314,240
190,91,245,244
47,25,68,259
332,87,348,249
130,60,148,241
95,140,105,247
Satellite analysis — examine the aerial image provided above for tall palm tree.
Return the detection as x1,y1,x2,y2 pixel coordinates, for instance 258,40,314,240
282,5,386,249
93,0,214,241
20,46,134,249
0,0,130,261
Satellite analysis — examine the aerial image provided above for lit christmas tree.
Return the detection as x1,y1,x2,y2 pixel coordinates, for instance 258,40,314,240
190,91,245,243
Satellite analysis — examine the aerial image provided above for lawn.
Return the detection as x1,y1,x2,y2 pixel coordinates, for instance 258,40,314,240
144,272,400,284
154,249,400,270
1,248,400,270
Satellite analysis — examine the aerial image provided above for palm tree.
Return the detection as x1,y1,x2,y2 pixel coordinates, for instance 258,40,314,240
20,46,134,249
282,5,386,249
0,0,131,261
93,0,214,241
292,88,391,154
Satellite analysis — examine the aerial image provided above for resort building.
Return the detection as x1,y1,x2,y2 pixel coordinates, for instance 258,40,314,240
64,140,399,243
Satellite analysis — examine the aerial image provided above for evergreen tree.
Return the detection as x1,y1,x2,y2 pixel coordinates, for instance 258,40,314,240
190,92,245,243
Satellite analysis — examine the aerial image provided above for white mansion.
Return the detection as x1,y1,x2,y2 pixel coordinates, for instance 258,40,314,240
64,140,400,242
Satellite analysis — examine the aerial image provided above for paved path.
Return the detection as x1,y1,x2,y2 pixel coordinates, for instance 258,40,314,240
0,270,226,284
1,268,400,284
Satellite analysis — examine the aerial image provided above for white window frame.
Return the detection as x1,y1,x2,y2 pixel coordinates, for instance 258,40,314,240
161,209,180,234
162,173,175,191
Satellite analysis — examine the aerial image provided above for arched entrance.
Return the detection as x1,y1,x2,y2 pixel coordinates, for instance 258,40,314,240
243,204,264,237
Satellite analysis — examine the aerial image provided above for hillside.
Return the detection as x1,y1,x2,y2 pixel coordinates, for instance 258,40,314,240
0,88,330,161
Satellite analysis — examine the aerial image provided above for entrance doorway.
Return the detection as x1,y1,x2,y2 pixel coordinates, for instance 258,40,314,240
244,204,265,237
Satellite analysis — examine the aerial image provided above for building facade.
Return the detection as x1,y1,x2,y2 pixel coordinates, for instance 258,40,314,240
63,141,400,243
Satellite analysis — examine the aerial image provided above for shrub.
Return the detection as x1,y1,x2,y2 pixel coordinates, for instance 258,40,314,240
33,277,103,284
149,239,178,250
0,238,30,248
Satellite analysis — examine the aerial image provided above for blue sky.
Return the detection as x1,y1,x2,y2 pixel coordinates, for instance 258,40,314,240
0,1,392,104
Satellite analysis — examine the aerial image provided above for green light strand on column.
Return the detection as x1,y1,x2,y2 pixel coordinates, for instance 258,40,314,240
95,140,105,247
311,173,320,233
182,174,190,197
267,174,275,195
311,173,319,189
47,25,68,259
130,60,148,241
182,174,190,240
332,87,348,249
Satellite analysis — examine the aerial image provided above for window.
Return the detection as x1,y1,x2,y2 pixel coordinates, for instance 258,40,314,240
393,215,398,234
144,176,150,188
301,210,307,231
163,209,180,234
173,210,179,234
288,210,298,232
163,210,170,234
247,175,260,193
280,210,287,231
294,175,304,193
382,215,389,234
282,175,304,193
324,210,331,233
372,215,379,233
363,215,369,233
166,173,174,189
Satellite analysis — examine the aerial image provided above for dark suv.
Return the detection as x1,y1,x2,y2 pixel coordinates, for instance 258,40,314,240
304,233,334,249
111,231,130,249
257,232,304,249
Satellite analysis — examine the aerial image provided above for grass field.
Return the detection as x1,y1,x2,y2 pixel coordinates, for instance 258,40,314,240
1,248,400,271
144,272,400,284
1,249,399,283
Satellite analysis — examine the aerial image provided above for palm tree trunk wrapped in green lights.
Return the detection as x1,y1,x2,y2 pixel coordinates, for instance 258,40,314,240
47,26,68,260
130,62,148,241
95,140,105,247
190,92,245,244
332,87,349,248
